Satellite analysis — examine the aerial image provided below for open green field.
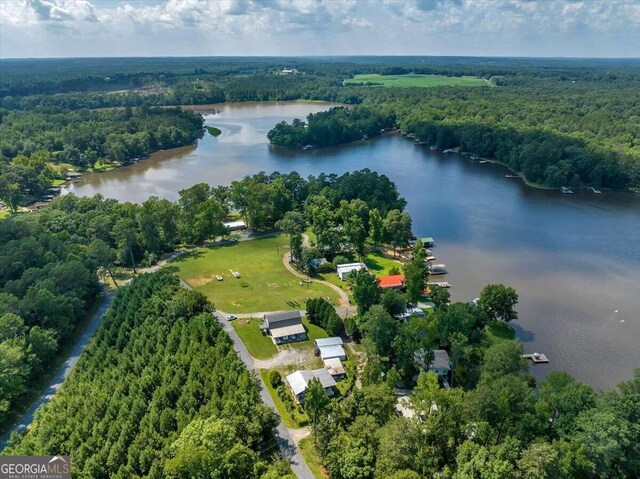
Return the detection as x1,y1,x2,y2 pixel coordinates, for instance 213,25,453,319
344,73,493,88
169,235,339,313
364,250,404,277
232,318,278,359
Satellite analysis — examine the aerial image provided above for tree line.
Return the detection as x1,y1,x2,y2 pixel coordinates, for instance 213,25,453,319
267,106,396,149
5,272,293,478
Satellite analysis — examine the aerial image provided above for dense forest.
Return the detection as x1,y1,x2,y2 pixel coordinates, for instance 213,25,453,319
1,57,639,190
0,106,203,209
267,106,396,148
5,272,291,479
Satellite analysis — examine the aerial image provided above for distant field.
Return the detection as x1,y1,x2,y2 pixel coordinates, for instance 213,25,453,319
169,235,339,313
344,73,493,88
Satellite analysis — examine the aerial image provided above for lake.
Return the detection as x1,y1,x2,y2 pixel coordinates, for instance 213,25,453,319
66,102,640,390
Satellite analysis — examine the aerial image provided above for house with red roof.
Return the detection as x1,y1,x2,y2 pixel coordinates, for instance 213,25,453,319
378,274,405,289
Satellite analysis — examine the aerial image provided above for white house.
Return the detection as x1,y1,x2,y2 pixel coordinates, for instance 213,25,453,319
336,262,367,280
286,369,337,404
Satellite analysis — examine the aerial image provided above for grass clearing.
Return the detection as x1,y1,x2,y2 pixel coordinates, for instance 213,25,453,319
298,437,328,479
232,317,278,359
485,320,516,345
344,73,493,88
364,250,403,277
169,235,339,313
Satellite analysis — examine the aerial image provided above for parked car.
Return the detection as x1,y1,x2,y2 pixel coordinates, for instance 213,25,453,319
215,275,223,281
232,271,241,278
227,314,237,321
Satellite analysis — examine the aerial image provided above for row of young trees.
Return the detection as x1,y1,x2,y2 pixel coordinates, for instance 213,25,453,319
5,272,293,478
0,169,406,421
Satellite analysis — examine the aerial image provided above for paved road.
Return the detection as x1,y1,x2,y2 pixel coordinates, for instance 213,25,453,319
0,291,115,451
213,311,315,479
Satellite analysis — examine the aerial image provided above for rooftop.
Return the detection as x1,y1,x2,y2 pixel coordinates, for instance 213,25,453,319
265,310,302,326
286,368,337,396
378,274,405,288
319,344,346,360
336,262,367,271
430,349,451,372
315,337,344,348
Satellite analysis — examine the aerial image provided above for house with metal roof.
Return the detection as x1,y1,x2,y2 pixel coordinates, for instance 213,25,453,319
286,369,337,404
223,219,247,231
323,358,346,379
319,344,347,361
261,311,306,344
315,337,344,348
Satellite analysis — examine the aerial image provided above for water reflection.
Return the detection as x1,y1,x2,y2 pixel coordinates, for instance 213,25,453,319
66,102,640,390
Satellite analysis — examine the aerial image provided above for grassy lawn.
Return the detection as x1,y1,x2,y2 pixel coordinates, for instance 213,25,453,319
51,178,68,187
260,369,309,428
0,210,11,220
485,320,516,345
364,251,403,277
298,437,328,479
169,235,339,313
232,318,278,359
344,73,493,88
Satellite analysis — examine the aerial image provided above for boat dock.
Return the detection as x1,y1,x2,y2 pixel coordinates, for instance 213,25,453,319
427,281,450,288
523,353,549,363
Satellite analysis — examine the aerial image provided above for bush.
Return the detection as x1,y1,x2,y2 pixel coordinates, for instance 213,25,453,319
332,255,351,267
269,370,283,388
317,262,336,274
345,316,361,341
388,266,402,276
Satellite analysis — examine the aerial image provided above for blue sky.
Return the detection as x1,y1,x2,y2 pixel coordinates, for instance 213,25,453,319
0,0,638,58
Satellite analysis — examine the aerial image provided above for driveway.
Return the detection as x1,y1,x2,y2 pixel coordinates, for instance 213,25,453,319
213,311,315,479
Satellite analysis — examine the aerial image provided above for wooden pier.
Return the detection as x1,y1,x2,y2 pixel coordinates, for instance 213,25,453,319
523,353,549,364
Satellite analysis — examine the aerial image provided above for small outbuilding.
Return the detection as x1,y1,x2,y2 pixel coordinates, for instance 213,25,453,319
323,358,346,379
319,344,347,361
336,262,367,280
286,369,337,404
429,349,452,376
315,337,344,348
223,219,247,231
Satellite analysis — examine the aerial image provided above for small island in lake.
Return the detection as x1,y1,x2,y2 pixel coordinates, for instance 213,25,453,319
206,126,222,137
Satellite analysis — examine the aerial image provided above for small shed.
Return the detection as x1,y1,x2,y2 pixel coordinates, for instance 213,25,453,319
315,337,344,348
336,262,367,280
319,345,347,361
429,350,452,376
324,358,346,379
223,219,247,231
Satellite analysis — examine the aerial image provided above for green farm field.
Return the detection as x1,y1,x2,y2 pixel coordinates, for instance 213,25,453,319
344,73,493,88
169,235,339,313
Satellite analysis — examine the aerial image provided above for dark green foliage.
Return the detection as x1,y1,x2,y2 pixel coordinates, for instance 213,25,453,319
268,106,395,148
351,270,382,316
306,298,344,337
6,272,279,477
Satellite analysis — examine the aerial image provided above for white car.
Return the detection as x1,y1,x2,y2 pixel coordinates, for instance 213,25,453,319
232,271,241,278
215,275,223,281
227,314,237,321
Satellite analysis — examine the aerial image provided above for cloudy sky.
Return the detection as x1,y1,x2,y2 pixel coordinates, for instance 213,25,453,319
0,0,638,58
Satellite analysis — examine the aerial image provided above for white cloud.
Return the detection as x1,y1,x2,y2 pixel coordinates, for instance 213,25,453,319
0,0,637,57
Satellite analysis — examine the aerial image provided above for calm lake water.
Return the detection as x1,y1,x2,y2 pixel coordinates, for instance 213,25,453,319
67,102,640,390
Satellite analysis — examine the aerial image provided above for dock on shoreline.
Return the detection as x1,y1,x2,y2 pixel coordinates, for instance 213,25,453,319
523,353,549,363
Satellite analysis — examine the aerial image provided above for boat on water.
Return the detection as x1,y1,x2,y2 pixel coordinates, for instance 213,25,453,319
442,149,455,154
427,281,451,288
425,255,436,262
479,160,489,164
428,263,447,274
505,174,519,178
590,187,602,194
560,186,574,194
